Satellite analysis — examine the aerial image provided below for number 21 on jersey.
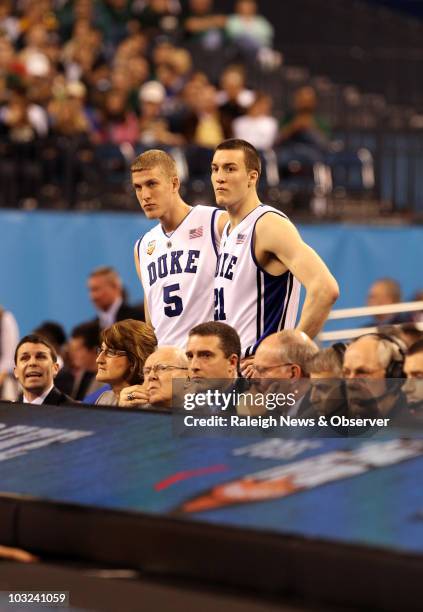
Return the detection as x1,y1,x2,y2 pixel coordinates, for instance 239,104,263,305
214,287,226,321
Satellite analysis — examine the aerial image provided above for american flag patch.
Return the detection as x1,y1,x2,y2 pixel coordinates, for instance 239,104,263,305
236,233,246,244
189,226,203,239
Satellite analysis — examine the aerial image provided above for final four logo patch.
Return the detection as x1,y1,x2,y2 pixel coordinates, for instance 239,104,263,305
147,240,156,255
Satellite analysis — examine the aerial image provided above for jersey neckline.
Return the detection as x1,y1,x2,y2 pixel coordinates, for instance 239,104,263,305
161,206,194,239
224,203,264,239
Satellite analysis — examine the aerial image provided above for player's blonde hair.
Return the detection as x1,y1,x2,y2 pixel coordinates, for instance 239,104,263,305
131,149,178,179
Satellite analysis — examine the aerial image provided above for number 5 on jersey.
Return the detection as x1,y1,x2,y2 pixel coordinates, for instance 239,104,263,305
163,284,183,317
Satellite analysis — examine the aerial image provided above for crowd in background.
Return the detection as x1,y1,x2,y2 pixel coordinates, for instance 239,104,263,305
0,0,330,153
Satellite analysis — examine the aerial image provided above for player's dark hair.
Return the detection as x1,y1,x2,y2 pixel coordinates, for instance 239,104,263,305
214,138,261,180
188,321,241,361
14,334,58,364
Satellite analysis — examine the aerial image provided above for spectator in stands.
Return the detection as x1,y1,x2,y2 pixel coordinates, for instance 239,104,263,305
95,0,134,49
33,320,74,397
279,86,330,150
120,346,188,409
232,92,278,150
183,0,227,51
217,65,254,131
69,321,103,401
225,0,274,55
48,80,92,137
0,305,19,400
239,330,318,416
138,80,183,146
88,266,144,329
402,339,423,417
342,334,406,419
94,88,138,145
184,83,226,148
95,319,157,406
14,334,76,405
307,344,346,418
137,0,180,40
366,278,410,325
0,88,47,142
0,1,20,43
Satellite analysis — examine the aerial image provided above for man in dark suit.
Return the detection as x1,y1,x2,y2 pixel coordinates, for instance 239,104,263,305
14,334,77,405
87,266,144,329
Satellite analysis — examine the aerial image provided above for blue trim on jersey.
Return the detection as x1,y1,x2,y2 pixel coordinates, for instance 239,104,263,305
136,237,142,261
249,208,288,275
245,269,292,356
210,208,220,257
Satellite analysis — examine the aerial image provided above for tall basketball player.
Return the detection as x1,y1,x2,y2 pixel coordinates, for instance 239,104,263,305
211,139,339,375
132,149,226,346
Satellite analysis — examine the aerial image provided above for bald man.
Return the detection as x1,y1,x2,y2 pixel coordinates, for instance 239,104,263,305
342,334,406,418
239,330,318,416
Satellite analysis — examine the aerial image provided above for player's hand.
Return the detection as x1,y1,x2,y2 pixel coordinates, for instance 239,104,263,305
0,545,38,563
240,356,255,379
119,384,149,407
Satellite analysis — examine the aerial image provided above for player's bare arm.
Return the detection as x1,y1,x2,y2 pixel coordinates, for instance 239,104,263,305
254,213,339,338
134,244,152,328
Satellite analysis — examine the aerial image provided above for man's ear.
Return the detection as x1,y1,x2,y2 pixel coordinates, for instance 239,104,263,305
248,169,259,187
52,362,60,379
229,354,238,371
13,366,18,381
172,175,180,192
291,364,302,380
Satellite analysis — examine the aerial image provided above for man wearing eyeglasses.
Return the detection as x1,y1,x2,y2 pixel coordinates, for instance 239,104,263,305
239,330,318,416
120,346,188,409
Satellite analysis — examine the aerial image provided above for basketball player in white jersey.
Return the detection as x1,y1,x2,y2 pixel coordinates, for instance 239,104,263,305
211,139,339,375
132,149,227,346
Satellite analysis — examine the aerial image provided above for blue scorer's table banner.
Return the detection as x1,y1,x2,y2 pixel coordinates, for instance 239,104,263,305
0,403,422,557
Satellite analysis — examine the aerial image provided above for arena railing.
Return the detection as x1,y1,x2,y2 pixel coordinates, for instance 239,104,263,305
319,300,423,342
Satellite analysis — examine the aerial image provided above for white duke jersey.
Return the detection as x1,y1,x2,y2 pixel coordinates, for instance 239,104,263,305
136,205,222,346
214,204,300,357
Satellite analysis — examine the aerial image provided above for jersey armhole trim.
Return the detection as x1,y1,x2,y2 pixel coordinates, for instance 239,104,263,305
210,208,220,257
249,210,289,277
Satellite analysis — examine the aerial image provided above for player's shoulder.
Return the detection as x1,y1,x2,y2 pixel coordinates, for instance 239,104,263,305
190,203,222,218
254,205,297,240
256,204,292,225
135,222,162,258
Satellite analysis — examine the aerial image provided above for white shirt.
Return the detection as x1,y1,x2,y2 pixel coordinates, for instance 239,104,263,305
23,384,54,405
97,297,123,329
232,115,278,150
0,310,19,374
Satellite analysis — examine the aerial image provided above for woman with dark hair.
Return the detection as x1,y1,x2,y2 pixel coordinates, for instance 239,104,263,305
95,319,157,406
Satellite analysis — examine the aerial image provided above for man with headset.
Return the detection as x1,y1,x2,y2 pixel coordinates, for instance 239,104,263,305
342,333,407,420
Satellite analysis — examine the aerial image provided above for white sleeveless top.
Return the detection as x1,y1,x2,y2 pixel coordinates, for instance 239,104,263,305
214,204,300,357
136,205,222,347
